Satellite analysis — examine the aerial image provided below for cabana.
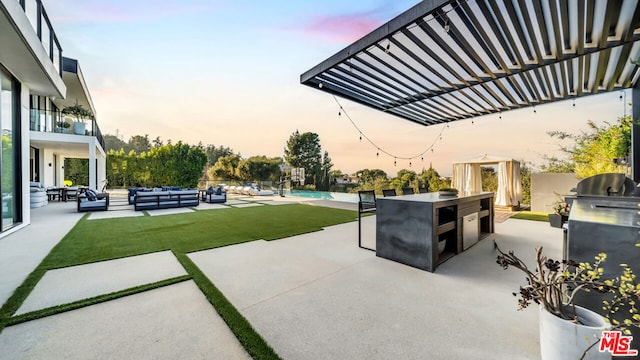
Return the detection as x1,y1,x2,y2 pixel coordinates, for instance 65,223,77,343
452,154,522,208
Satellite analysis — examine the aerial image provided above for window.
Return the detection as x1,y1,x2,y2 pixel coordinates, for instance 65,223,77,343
1,66,22,231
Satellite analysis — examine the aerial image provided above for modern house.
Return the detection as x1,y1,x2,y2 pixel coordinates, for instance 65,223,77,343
0,0,106,238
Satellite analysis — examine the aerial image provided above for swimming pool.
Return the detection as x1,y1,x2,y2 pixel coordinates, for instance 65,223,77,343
282,189,360,203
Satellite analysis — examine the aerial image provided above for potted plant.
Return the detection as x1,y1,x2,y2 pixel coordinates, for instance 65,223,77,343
56,120,71,133
549,200,570,228
61,103,93,135
438,187,459,197
495,243,640,359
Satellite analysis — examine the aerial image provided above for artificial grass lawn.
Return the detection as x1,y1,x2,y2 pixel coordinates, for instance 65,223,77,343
46,204,358,268
510,211,551,222
1,204,358,359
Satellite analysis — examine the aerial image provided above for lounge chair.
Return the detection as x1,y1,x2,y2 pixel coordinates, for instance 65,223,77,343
382,189,397,197
402,187,414,195
357,190,376,251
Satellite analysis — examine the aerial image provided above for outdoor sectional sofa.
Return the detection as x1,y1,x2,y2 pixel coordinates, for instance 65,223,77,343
134,189,199,211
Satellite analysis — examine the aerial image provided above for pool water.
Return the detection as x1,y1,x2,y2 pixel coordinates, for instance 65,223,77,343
282,189,360,203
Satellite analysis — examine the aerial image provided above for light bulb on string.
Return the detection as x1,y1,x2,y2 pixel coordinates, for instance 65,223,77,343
338,111,341,116
376,150,379,157
409,161,412,168
421,157,424,162
359,134,362,141
394,158,397,166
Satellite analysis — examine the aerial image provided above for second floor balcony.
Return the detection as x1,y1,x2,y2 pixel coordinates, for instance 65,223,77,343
30,108,105,150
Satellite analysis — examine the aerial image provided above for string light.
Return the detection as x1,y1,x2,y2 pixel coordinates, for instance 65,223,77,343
333,95,448,164
444,19,450,33
572,98,576,107
533,105,537,114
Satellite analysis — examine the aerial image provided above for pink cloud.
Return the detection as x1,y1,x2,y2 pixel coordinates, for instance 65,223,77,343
300,12,385,43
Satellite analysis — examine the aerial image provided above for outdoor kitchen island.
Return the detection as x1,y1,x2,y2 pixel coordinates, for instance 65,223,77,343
376,192,494,272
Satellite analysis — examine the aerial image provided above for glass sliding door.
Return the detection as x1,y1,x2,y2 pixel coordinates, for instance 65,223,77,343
1,66,21,231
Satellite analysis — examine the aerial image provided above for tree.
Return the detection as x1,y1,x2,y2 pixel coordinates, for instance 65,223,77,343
317,151,333,191
64,158,89,185
481,167,498,193
104,134,129,152
392,169,417,189
356,169,387,184
284,131,322,186
236,156,282,182
204,144,234,166
128,135,152,155
545,116,630,178
210,154,242,180
418,167,450,191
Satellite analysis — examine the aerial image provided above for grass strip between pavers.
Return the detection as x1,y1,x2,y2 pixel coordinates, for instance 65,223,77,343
6,275,191,327
0,204,356,356
177,253,281,360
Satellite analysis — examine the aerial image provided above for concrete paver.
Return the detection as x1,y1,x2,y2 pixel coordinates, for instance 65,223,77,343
87,209,144,220
146,207,196,216
193,203,229,210
230,203,264,208
0,202,83,307
16,251,187,315
0,281,250,360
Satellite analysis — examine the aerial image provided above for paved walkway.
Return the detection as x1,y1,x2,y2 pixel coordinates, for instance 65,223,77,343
0,195,561,359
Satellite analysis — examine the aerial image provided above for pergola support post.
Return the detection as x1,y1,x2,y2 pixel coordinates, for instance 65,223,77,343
632,88,640,182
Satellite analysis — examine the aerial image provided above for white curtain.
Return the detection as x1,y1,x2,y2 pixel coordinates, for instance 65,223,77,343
467,163,482,193
452,164,466,192
496,161,509,206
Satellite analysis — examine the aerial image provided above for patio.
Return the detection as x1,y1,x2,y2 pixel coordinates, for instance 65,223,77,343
0,197,561,359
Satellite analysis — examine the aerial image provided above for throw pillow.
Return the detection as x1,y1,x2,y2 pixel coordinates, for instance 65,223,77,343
215,186,222,195
86,189,97,201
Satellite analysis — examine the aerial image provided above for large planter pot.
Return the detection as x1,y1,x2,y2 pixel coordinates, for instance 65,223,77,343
539,306,610,360
548,213,568,228
73,121,86,135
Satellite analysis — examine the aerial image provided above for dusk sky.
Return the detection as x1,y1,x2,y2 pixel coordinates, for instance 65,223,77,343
45,0,626,177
